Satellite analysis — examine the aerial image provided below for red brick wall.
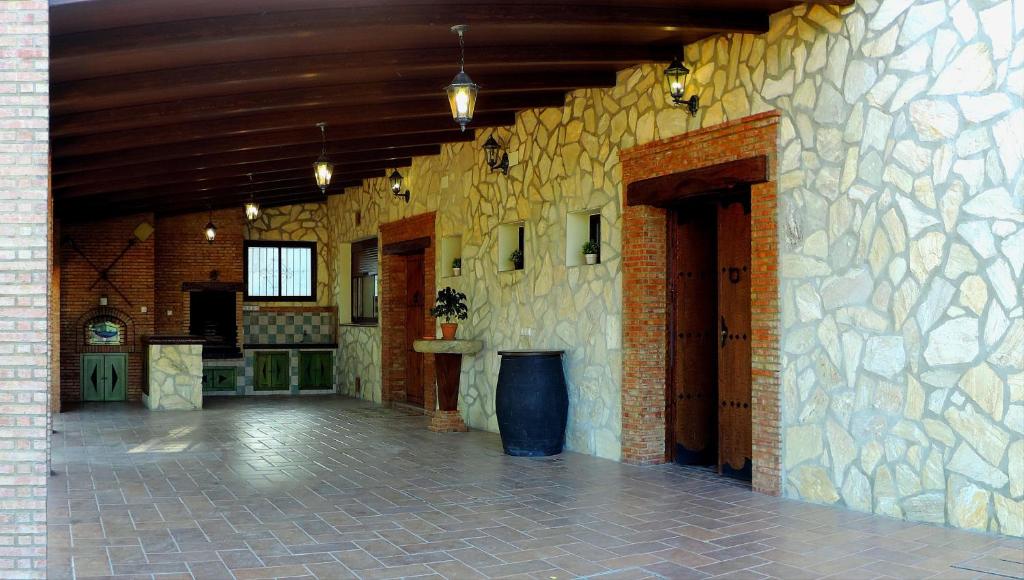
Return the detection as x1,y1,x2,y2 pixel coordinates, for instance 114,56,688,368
620,112,781,495
0,1,50,574
59,214,156,403
379,213,436,413
155,209,244,335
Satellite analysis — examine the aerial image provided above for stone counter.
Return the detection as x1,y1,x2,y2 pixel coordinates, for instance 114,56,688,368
144,342,203,410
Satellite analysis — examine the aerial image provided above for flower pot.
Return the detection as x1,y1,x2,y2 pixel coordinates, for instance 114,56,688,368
452,267,461,276
440,323,458,340
584,253,597,265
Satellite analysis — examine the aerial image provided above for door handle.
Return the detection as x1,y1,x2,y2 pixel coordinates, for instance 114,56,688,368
720,316,728,348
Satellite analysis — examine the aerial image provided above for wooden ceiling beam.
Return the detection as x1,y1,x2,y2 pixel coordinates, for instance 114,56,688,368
55,130,475,175
54,99,547,157
53,71,617,136
54,144,440,189
53,45,673,112
52,5,766,65
56,157,411,200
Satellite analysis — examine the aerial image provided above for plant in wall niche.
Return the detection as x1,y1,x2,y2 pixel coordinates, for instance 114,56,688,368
430,286,468,340
582,239,600,265
452,258,462,276
510,248,524,270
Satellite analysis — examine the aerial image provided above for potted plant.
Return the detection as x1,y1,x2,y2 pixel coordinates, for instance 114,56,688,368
452,257,462,276
430,286,468,340
510,248,524,270
582,239,599,265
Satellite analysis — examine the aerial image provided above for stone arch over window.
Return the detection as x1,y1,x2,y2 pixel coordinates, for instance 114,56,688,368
75,306,138,353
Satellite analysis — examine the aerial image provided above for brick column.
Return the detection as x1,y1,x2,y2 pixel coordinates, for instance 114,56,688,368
0,2,50,576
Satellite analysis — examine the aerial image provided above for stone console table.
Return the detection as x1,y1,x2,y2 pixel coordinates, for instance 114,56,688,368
142,336,204,410
412,339,483,432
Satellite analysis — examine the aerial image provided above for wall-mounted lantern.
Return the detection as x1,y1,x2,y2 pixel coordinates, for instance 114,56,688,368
482,135,510,175
389,169,411,204
445,25,479,131
665,57,699,117
313,122,334,193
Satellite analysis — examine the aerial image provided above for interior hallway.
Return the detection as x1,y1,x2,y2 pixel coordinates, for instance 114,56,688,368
47,397,1022,579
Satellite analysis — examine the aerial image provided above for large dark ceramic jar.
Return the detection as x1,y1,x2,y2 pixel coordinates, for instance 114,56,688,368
495,350,567,456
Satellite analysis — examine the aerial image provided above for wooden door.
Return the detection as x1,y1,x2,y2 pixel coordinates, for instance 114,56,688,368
716,199,752,479
669,204,718,465
299,352,333,390
103,354,127,401
405,254,425,406
82,354,104,401
203,367,237,392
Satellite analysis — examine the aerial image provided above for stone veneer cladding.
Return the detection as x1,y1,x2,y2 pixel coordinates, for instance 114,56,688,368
0,2,49,575
328,0,1023,536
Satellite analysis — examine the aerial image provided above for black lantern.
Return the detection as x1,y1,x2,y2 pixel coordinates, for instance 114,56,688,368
444,25,479,131
482,135,510,175
389,169,410,204
204,209,217,244
665,57,699,117
243,173,260,223
313,122,333,193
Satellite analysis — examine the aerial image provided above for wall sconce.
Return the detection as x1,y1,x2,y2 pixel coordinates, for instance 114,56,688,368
665,57,699,117
482,135,510,175
389,169,411,203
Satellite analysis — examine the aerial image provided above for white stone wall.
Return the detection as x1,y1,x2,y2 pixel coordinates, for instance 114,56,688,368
325,0,1022,535
672,0,1021,536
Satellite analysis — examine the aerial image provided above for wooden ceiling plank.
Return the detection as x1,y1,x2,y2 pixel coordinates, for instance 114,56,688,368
55,130,475,175
54,144,441,189
53,71,617,136
53,100,548,157
56,157,412,200
52,45,674,112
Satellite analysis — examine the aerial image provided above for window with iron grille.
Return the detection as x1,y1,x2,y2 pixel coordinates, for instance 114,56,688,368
244,241,317,301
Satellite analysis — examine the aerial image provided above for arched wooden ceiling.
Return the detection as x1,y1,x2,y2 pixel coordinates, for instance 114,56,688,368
50,0,848,221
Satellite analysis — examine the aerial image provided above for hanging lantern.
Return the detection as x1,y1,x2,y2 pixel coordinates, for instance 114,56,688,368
664,57,699,117
204,209,217,244
313,122,334,193
445,25,479,131
243,173,260,222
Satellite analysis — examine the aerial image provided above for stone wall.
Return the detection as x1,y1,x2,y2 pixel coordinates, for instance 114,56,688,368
0,2,50,575
326,0,1021,535
673,1,1021,536
246,203,333,306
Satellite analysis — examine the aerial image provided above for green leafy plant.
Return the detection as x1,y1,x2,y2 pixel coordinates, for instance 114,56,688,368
452,258,462,269
510,249,524,269
429,287,468,323
582,240,600,255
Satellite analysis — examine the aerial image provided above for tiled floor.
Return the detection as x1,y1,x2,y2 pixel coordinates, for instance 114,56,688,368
49,396,1022,580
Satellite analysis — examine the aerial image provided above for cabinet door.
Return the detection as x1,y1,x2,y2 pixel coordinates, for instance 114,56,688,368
204,368,236,392
299,352,333,390
254,352,289,391
82,355,104,401
104,354,127,401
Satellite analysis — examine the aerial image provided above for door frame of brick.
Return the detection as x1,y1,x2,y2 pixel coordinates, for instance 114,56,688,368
379,212,436,413
619,112,781,495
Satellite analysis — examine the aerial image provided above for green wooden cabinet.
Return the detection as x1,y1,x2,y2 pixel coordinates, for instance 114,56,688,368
81,354,127,401
203,367,237,392
253,352,290,391
299,351,334,390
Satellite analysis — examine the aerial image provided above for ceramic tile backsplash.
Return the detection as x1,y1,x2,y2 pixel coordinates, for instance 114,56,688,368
243,311,335,344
